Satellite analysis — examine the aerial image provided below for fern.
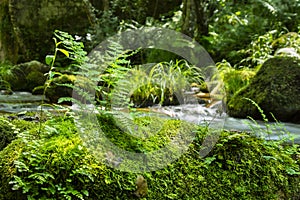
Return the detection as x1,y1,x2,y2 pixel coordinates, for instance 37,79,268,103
256,0,278,15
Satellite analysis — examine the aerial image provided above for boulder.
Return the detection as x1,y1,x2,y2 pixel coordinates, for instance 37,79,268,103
0,0,96,63
6,60,49,92
227,57,300,123
44,74,76,104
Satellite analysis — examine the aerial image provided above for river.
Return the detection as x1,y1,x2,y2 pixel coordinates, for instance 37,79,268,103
1,91,299,143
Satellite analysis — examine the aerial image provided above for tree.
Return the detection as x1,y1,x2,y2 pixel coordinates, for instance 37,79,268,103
181,0,218,40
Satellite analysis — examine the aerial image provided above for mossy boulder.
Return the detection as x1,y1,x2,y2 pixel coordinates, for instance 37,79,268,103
0,115,299,199
227,57,300,123
44,74,76,104
0,116,35,151
5,60,49,92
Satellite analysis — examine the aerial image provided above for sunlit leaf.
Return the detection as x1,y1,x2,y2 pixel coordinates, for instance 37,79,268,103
45,55,54,65
58,48,70,57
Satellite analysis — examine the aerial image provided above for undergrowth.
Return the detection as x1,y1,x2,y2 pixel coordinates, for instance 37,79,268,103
0,114,299,199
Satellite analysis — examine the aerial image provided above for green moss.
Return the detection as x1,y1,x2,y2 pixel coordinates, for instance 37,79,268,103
0,116,35,151
227,57,300,123
0,115,299,199
0,139,26,200
26,71,46,91
45,74,76,103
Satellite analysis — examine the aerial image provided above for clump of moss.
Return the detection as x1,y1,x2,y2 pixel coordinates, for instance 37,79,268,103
0,116,35,151
0,114,299,199
44,74,76,104
227,57,300,123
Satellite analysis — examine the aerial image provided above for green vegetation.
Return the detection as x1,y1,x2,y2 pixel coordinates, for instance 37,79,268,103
1,0,300,199
0,114,299,199
227,57,300,123
0,61,14,92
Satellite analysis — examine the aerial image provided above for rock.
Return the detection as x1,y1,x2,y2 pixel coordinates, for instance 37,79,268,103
0,90,13,95
6,60,49,92
275,47,300,59
45,74,76,104
195,92,211,99
0,0,96,63
227,57,300,123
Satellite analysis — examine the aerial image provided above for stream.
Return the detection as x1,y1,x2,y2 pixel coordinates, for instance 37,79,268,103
1,91,300,143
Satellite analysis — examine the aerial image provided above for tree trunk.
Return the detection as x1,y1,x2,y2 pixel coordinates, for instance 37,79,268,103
181,0,215,40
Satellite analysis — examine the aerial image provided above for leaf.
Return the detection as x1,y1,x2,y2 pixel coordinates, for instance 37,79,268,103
204,156,216,165
82,190,89,196
286,167,300,175
58,48,70,57
262,155,277,161
45,55,54,65
58,97,75,104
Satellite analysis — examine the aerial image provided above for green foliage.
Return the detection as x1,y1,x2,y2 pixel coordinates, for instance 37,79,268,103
41,30,88,104
0,61,15,92
52,30,204,108
272,32,300,53
238,30,278,67
0,114,299,199
87,10,119,50
206,0,300,64
130,60,204,107
112,0,149,24
0,117,35,151
217,60,256,99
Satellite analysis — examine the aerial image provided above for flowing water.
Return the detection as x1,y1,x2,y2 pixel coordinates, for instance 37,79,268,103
155,103,300,144
1,91,300,143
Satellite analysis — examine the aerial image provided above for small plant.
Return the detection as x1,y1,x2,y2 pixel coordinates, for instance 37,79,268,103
217,60,256,99
243,97,294,143
129,60,204,107
9,117,95,200
0,61,15,92
44,33,70,92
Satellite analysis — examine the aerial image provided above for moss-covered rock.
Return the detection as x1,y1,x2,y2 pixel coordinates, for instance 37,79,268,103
0,116,35,151
44,74,76,103
4,60,49,92
131,86,181,107
227,57,300,123
0,114,299,199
